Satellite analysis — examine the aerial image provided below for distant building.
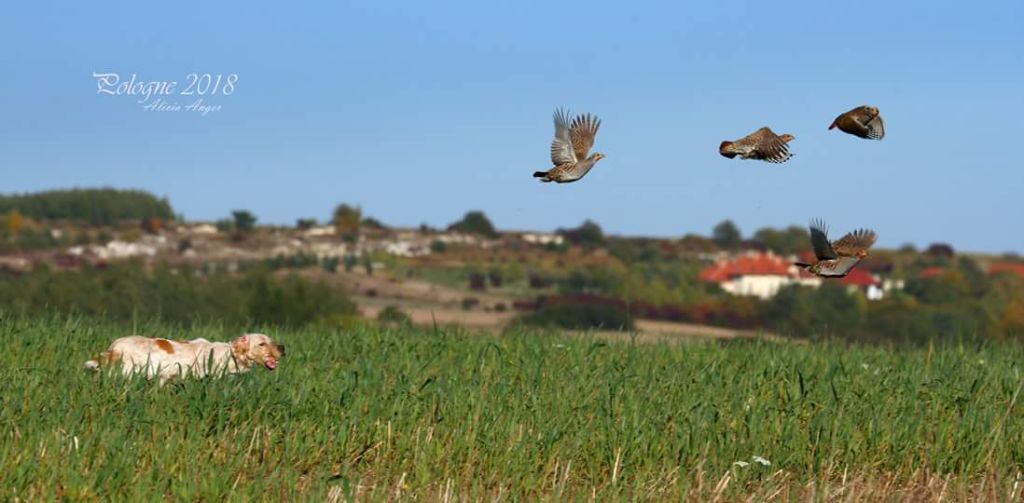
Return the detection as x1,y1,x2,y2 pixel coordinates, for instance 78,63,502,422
989,262,1024,279
384,240,430,257
191,224,218,235
699,252,812,299
521,232,565,246
835,268,884,301
699,251,889,300
303,225,336,238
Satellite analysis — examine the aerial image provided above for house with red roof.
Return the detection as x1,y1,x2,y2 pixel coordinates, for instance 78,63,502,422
699,251,887,300
989,262,1024,278
699,251,819,299
835,268,884,300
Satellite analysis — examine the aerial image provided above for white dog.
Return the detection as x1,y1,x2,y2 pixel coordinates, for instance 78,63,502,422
84,333,284,384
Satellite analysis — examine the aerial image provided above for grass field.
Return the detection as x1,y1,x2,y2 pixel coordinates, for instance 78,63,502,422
3,317,1024,500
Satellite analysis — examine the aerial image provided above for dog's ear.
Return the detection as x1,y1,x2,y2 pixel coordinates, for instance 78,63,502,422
231,334,250,357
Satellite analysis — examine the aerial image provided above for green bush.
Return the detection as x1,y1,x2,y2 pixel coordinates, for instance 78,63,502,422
447,211,497,237
0,262,356,327
377,305,411,325
518,303,634,331
0,188,174,224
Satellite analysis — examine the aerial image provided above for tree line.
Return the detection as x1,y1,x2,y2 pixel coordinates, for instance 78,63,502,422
0,188,174,225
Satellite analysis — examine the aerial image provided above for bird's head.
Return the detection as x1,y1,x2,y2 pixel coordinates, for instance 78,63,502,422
856,249,870,258
589,152,606,162
719,141,737,158
864,106,879,117
779,134,795,143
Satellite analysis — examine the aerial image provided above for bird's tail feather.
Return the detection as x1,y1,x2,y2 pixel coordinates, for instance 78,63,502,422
533,171,548,178
793,262,811,269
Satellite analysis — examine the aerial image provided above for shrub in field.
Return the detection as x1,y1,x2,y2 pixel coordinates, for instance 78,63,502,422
518,295,634,331
0,262,356,327
447,210,497,238
321,256,339,273
377,305,411,326
468,272,487,291
461,297,480,310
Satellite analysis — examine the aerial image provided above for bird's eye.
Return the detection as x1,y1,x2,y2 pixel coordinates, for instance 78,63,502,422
259,342,267,346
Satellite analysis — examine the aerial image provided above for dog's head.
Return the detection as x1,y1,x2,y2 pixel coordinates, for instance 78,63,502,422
231,333,285,370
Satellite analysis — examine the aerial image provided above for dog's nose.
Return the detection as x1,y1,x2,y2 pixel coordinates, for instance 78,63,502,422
277,344,286,356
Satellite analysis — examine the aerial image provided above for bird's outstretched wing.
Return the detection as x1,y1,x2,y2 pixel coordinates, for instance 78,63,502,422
837,112,871,137
750,127,791,163
809,219,836,260
832,229,877,256
864,113,885,140
569,113,601,160
550,108,577,166
825,256,864,277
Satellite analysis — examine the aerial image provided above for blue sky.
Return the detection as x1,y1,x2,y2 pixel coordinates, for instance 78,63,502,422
1,1,1021,253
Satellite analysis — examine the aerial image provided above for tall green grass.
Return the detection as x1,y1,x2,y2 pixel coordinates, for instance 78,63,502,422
2,316,1023,500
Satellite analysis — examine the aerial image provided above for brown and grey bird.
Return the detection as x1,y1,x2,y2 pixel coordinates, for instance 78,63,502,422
719,127,795,164
829,105,885,140
795,219,878,278
533,108,605,183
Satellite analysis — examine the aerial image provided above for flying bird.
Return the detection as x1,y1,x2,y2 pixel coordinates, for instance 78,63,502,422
829,105,885,140
533,108,605,183
795,219,878,278
719,127,795,164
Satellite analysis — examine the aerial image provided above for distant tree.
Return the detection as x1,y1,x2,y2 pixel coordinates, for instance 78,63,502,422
898,243,918,254
296,218,317,230
430,240,447,253
557,220,605,247
447,211,497,237
419,223,435,233
905,270,971,305
361,217,387,230
3,210,23,234
0,188,174,224
678,233,716,252
926,243,955,259
231,210,257,232
321,256,339,274
488,266,504,287
343,254,358,272
333,204,362,240
141,216,163,235
215,219,235,233
753,225,808,255
712,220,742,250
739,239,767,252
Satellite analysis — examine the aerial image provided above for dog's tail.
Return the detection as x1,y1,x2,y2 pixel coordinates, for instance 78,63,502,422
84,350,120,371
